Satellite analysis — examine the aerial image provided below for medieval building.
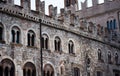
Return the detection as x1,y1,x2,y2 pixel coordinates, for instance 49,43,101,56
0,0,120,76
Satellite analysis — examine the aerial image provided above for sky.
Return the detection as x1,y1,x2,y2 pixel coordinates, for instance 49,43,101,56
14,0,104,15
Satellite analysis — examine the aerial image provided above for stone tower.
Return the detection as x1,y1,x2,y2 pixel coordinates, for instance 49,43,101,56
64,0,78,13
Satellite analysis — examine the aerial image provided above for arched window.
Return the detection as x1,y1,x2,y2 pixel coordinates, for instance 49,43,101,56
74,67,80,76
44,64,54,76
68,40,74,54
27,30,35,46
42,34,49,50
1,59,15,76
0,23,3,41
108,52,112,64
54,36,61,52
11,26,20,44
98,49,102,60
115,53,118,65
23,62,36,76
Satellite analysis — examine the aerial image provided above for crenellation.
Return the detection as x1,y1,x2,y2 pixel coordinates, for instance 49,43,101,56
0,0,120,76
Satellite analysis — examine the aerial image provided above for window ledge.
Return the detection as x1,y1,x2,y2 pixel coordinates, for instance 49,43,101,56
69,53,76,57
27,46,38,49
42,49,51,53
54,50,62,54
10,43,23,47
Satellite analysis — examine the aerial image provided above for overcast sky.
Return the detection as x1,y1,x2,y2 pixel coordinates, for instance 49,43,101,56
14,0,104,15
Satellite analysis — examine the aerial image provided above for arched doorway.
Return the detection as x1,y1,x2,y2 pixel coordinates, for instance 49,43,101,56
44,64,54,76
23,62,36,76
0,58,15,76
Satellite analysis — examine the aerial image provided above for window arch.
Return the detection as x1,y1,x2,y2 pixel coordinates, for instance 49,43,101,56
0,23,4,41
73,67,80,76
42,34,49,50
108,52,112,64
27,30,35,46
54,36,61,52
43,64,54,76
115,53,118,65
23,62,36,76
11,26,21,44
0,59,15,76
68,40,74,54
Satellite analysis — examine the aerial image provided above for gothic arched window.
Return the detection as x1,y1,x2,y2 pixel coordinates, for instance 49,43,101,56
11,26,21,44
23,62,36,76
42,34,49,50
27,30,35,46
43,64,54,76
54,36,61,52
74,67,80,76
1,59,15,76
68,40,74,54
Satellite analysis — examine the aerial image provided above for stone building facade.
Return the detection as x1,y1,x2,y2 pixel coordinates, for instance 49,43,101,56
0,0,120,76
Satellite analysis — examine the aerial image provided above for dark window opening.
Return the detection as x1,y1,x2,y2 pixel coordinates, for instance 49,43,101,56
32,70,35,76
113,19,117,29
27,69,31,76
23,69,26,76
98,50,102,60
108,52,112,64
0,27,3,40
27,34,30,46
4,67,9,76
10,67,14,76
32,35,34,46
12,30,15,43
115,53,118,65
47,71,49,76
68,43,71,53
42,37,44,49
45,38,48,49
16,31,20,43
54,40,57,51
58,41,61,51
0,66,3,76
